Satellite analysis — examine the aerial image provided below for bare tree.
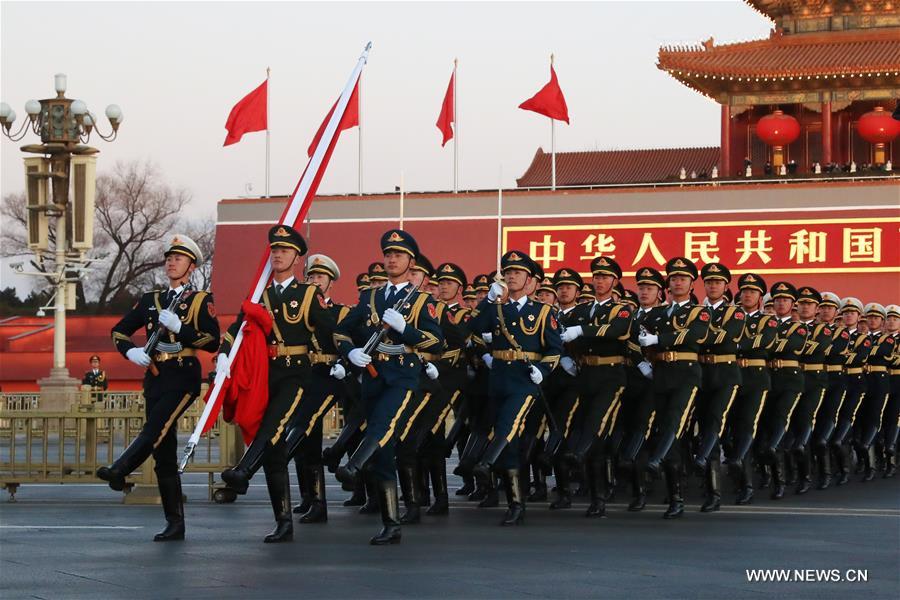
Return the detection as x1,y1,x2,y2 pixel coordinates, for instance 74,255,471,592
0,191,57,292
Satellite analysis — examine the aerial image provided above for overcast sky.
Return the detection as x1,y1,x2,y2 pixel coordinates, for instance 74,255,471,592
1,1,772,212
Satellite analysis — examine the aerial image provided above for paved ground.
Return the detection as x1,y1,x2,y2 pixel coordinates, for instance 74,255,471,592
1,466,898,600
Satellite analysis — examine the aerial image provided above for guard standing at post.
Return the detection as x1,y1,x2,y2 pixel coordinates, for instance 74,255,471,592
83,355,109,402
100,235,219,541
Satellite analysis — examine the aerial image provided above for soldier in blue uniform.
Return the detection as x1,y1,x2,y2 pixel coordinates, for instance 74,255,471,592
100,235,220,541
882,304,899,478
638,257,711,519
332,229,444,545
856,303,894,481
465,250,563,526
82,355,109,402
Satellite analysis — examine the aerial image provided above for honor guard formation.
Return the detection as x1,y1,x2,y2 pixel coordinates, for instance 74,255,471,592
99,228,900,545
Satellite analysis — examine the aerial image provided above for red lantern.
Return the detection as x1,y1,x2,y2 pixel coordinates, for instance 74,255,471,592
857,106,900,165
756,110,801,167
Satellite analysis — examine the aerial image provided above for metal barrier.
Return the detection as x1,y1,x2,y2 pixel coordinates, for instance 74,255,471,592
0,386,343,503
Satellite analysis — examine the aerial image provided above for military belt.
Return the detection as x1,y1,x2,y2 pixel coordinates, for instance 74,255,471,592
700,354,737,364
492,349,543,362
309,353,338,365
825,365,844,373
579,355,625,367
738,359,768,368
891,368,900,376
865,365,888,373
273,344,309,357
658,351,698,363
801,363,825,372
846,367,864,375
768,359,800,369
154,348,197,363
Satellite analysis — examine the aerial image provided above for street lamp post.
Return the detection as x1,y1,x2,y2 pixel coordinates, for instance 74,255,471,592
1,74,123,407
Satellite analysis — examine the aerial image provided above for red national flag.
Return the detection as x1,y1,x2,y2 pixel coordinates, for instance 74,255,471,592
519,65,569,124
223,80,267,146
436,72,455,146
307,81,360,157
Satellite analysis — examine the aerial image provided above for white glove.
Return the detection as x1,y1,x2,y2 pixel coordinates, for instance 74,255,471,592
482,332,493,344
382,308,406,334
638,331,659,347
561,325,583,343
216,353,231,378
158,309,182,334
126,347,151,368
637,360,654,380
482,353,493,369
425,363,439,380
330,363,346,380
560,356,578,377
467,365,477,380
529,365,544,385
349,348,372,368
487,281,505,302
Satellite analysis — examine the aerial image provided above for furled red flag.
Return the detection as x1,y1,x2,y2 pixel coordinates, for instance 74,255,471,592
436,72,455,146
307,81,360,157
223,80,268,146
519,66,569,124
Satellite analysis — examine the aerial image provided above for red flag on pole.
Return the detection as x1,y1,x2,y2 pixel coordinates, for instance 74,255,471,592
223,80,268,146
436,72,455,146
307,81,360,157
518,66,569,124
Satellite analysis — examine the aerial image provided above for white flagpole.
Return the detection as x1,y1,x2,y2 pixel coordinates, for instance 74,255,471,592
266,67,271,197
496,164,503,272
399,170,405,230
358,72,363,196
453,58,458,194
550,53,556,191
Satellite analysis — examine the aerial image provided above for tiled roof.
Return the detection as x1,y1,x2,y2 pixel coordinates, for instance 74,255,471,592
516,147,720,187
658,28,900,80
744,0,898,21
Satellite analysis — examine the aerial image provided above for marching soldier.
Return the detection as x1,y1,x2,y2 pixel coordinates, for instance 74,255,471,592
726,273,776,505
830,297,870,485
99,235,219,541
855,303,894,481
82,355,109,402
638,257,711,519
465,251,563,525
757,282,808,500
288,253,350,524
694,263,744,513
883,305,900,477
332,229,444,545
559,257,632,517
217,225,338,543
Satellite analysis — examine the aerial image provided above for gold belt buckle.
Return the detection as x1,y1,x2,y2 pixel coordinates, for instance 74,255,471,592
158,351,170,362
663,351,676,362
738,358,748,368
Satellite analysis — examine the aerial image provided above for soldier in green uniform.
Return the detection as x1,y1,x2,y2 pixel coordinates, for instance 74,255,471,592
638,257,711,519
217,225,338,543
100,235,219,541
883,304,899,478
856,303,894,481
694,263,745,513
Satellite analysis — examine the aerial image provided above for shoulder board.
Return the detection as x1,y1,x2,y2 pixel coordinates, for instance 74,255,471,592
447,307,471,325
337,305,351,323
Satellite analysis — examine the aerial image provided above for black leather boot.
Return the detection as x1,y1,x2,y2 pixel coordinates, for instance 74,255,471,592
398,464,421,524
770,451,786,500
478,475,500,508
454,433,489,477
601,456,617,502
500,469,525,526
298,465,327,523
815,445,832,490
153,474,185,542
662,463,684,519
550,457,572,509
263,465,293,543
794,447,812,494
884,453,897,479
335,436,380,491
221,437,269,495
426,458,449,515
585,460,607,518
343,479,367,506
627,462,647,511
646,432,677,476
358,475,381,514
527,464,548,502
322,416,364,472
735,456,754,505
693,430,718,473
833,443,850,486
472,437,509,486
700,457,721,512
370,479,402,545
862,445,876,482
456,474,475,496
292,460,313,514
96,435,154,492
418,459,432,508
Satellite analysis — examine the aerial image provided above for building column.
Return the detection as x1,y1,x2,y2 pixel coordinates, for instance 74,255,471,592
822,94,832,166
720,103,731,176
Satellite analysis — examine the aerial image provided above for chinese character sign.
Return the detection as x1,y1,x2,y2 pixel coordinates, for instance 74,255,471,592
503,218,899,276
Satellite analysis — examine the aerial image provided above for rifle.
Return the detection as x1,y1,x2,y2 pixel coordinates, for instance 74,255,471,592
360,283,420,377
144,283,194,376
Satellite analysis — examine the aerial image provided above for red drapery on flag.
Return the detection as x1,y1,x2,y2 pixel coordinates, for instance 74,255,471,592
307,81,360,157
203,300,273,444
436,72,455,147
519,66,569,124
223,80,268,146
